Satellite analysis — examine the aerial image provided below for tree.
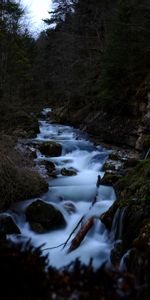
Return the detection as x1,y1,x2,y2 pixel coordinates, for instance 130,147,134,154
38,0,108,107
0,0,36,100
99,0,150,112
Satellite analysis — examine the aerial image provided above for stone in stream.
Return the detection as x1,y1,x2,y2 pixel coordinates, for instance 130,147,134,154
40,160,56,177
61,168,77,176
26,200,66,233
0,215,20,236
62,201,77,214
38,141,62,157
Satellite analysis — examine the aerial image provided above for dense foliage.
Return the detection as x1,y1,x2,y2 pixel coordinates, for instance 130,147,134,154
1,0,150,118
0,0,39,133
34,0,150,114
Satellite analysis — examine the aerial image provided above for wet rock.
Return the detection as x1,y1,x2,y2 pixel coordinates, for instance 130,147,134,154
26,200,66,233
101,172,121,186
108,152,121,161
0,215,20,235
100,200,119,230
62,201,77,214
62,159,73,164
27,147,37,159
61,168,77,176
38,141,62,157
102,162,116,172
41,160,56,177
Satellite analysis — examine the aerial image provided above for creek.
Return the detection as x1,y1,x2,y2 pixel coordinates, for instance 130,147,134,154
8,108,116,269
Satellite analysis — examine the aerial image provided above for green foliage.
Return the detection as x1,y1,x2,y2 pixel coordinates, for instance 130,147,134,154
0,1,37,107
36,0,150,114
99,0,150,110
115,159,150,202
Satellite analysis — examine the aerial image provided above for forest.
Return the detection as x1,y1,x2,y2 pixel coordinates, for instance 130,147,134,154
0,0,150,299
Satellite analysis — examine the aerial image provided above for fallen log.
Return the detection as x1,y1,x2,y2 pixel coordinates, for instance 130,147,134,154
68,217,94,253
63,215,85,249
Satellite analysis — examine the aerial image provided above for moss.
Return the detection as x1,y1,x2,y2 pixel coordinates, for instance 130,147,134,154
115,159,150,202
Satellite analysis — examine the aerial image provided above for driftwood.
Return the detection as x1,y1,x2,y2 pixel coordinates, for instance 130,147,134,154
63,215,85,249
68,217,94,253
89,174,101,209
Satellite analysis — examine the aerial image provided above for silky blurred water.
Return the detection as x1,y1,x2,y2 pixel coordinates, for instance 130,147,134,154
9,108,116,269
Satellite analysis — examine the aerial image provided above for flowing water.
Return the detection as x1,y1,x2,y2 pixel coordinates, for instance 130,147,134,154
8,108,116,269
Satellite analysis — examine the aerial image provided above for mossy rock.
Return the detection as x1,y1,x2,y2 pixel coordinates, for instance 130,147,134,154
38,141,62,157
108,152,121,161
26,200,66,233
61,168,77,176
0,215,20,236
100,172,121,186
102,162,116,172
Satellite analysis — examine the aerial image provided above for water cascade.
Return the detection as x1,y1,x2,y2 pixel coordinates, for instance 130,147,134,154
111,207,127,240
7,108,116,269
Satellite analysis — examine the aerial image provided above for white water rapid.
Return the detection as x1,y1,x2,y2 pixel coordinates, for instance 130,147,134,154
8,108,116,269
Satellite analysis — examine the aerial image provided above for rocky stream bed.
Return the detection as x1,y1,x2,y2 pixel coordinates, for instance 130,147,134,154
0,108,149,299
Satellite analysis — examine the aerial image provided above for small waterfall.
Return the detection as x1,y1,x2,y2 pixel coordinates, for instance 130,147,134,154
111,207,127,240
119,250,131,272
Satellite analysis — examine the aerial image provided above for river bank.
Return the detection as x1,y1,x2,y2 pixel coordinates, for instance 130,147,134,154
49,99,150,156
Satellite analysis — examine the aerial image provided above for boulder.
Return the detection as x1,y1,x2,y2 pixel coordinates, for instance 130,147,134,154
100,200,119,230
41,160,56,177
61,168,77,176
26,200,66,233
62,201,77,214
38,141,62,157
0,215,20,235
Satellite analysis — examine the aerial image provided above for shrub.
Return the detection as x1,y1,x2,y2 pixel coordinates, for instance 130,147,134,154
0,138,48,211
